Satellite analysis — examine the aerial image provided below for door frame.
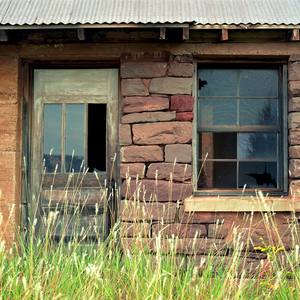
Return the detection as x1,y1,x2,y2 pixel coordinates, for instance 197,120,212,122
21,60,120,236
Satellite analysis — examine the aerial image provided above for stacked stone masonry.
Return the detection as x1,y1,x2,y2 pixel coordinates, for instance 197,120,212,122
119,54,300,259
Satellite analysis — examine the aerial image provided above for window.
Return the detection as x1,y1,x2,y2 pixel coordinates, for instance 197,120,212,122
196,66,287,194
43,103,107,173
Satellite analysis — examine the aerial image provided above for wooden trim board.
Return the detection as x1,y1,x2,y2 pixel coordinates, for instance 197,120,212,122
184,196,300,212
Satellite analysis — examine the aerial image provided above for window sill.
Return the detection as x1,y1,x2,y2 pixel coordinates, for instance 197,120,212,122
184,195,300,212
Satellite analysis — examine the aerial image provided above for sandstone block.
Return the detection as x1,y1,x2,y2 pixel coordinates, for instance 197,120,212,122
290,180,300,195
0,94,17,104
208,223,231,239
289,130,300,145
132,122,192,145
289,112,300,129
176,112,193,121
174,54,193,63
121,79,149,96
289,146,300,158
146,163,192,182
0,104,18,131
289,81,300,96
120,200,177,222
122,96,169,113
120,145,163,162
165,144,192,163
289,97,300,112
158,238,226,255
289,62,300,81
0,132,16,151
168,62,194,77
0,57,18,94
121,62,168,78
120,163,145,179
120,222,151,237
170,95,194,112
122,111,175,124
119,124,132,145
289,159,300,178
149,77,193,95
152,223,207,238
121,179,193,202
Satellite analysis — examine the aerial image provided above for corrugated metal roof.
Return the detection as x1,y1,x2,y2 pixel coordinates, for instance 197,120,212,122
0,0,299,27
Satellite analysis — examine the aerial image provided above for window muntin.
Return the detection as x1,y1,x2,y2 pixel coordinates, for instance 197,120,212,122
197,67,283,192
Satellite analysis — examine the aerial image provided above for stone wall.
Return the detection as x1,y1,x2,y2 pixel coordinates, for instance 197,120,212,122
119,54,300,259
0,55,20,247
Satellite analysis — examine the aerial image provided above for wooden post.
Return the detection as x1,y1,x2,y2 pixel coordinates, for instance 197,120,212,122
0,30,8,42
291,29,300,41
220,29,229,41
159,27,166,40
77,28,86,41
183,27,189,40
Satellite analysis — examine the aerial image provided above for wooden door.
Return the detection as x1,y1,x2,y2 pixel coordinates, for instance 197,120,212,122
31,69,118,241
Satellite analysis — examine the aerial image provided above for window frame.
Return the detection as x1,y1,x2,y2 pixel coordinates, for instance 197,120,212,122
193,61,288,196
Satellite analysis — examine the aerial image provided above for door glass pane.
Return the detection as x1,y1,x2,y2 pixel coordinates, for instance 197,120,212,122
199,99,237,126
199,161,236,189
239,69,278,97
238,133,277,159
239,99,278,126
199,69,238,96
65,104,85,172
239,162,277,188
43,104,62,172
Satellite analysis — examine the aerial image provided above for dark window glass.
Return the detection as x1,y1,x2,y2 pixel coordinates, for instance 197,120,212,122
199,161,236,189
43,104,62,172
238,162,277,189
88,104,106,172
199,69,238,96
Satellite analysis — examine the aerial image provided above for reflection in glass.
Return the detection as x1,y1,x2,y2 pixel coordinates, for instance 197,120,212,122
198,161,236,189
239,99,278,126
199,69,238,97
239,69,278,97
65,104,85,172
239,162,277,188
43,104,62,172
238,133,277,159
199,99,237,126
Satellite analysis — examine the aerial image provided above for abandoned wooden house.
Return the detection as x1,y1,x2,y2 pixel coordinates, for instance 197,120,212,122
0,0,300,256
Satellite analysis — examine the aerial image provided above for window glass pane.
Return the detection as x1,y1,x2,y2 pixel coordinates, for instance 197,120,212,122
213,133,237,159
238,162,277,188
199,133,237,159
239,99,278,126
65,104,85,172
238,133,277,159
43,104,62,172
239,69,278,97
199,69,238,96
199,161,236,188
199,99,237,126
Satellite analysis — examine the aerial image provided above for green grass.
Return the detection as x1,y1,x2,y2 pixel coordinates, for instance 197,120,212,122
0,216,299,300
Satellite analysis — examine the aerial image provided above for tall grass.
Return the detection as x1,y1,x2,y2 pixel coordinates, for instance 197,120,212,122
1,161,300,299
